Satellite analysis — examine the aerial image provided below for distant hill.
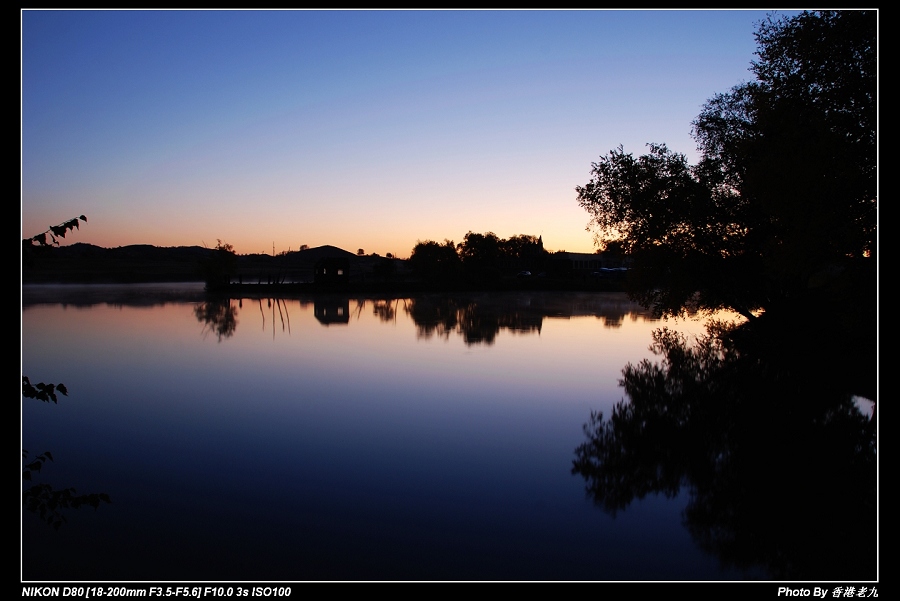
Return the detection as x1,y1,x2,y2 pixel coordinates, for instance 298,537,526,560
244,245,360,266
22,242,365,284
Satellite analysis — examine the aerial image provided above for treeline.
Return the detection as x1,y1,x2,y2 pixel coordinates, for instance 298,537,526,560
408,232,551,286
576,11,875,323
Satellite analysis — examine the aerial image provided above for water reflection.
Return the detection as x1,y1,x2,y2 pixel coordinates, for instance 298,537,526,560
314,298,349,325
22,282,208,308
22,378,112,530
405,296,542,345
572,322,877,580
194,297,238,341
371,298,403,323
259,297,292,335
24,285,873,580
402,292,648,345
186,291,657,346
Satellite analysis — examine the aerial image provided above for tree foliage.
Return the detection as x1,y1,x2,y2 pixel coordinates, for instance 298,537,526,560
454,231,501,268
409,232,548,286
200,239,238,288
577,10,876,319
22,376,67,403
23,215,88,248
22,215,89,269
408,239,462,281
456,231,547,271
500,234,546,263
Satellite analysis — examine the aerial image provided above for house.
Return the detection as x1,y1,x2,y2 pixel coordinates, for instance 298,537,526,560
314,257,350,286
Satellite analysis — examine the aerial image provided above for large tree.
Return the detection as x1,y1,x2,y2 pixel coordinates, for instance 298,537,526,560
577,10,876,320
408,239,462,282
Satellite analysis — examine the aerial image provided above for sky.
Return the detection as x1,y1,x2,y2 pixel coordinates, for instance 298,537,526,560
21,9,801,257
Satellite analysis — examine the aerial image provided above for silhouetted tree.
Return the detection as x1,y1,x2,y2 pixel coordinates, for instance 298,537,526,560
408,239,462,282
200,239,238,289
456,231,504,285
500,234,539,259
500,234,549,272
576,11,875,320
456,231,502,269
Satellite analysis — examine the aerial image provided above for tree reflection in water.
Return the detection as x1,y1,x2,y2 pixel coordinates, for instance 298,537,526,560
194,297,238,341
572,320,876,581
404,296,543,345
371,298,405,323
195,297,297,339
189,292,646,345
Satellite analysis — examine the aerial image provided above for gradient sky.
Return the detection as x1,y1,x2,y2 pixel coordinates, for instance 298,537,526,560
21,9,800,257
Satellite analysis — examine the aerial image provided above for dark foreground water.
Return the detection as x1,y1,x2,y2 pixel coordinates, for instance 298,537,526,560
21,285,875,581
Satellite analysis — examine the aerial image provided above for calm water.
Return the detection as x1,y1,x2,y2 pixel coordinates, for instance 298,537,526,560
21,285,870,581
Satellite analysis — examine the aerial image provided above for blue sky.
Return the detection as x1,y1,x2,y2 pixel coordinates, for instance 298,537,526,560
21,9,800,256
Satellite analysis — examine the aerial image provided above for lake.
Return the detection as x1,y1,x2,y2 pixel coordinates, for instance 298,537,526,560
21,284,875,581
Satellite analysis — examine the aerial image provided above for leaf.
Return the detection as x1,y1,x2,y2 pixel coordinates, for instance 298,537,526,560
79,215,87,222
